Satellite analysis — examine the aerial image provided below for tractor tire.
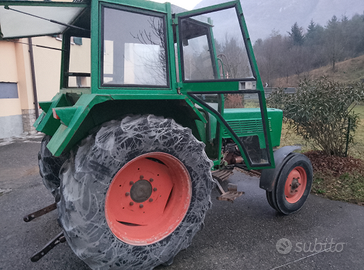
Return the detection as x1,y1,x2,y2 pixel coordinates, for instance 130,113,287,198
38,135,68,197
58,115,214,270
267,153,313,215
265,191,276,211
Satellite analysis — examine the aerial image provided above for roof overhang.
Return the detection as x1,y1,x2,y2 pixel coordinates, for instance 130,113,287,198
0,1,88,39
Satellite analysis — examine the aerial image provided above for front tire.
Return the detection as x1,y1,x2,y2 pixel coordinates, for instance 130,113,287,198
58,115,214,269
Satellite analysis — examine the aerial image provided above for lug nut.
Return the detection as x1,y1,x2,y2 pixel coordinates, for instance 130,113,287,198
129,202,134,206
125,192,130,196
149,178,154,182
139,204,144,208
140,175,144,179
149,198,153,202
153,187,157,192
130,181,134,185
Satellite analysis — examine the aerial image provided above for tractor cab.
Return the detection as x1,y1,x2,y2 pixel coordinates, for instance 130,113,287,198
1,0,281,169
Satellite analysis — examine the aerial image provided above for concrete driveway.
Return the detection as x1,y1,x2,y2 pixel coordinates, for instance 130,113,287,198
0,137,363,270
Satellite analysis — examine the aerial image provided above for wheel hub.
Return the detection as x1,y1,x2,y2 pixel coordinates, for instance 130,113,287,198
290,178,300,192
284,166,307,204
130,179,152,203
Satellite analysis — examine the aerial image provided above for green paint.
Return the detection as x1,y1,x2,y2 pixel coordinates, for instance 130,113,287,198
38,101,52,114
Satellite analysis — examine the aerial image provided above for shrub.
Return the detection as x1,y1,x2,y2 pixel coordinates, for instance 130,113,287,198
224,94,244,108
267,78,364,156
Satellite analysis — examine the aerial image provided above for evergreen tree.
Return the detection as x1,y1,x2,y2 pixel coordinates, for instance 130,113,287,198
305,20,324,46
305,20,326,68
288,22,305,46
346,13,364,55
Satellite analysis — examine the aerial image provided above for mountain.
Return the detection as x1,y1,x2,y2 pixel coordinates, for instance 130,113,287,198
195,0,364,42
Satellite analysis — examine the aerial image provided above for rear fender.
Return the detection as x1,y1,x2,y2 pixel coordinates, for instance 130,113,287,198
36,95,206,157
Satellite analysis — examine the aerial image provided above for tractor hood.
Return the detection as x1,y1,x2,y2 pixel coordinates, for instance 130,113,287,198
0,1,88,39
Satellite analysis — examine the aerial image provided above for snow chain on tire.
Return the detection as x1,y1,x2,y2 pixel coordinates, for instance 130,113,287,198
58,115,214,270
38,135,68,197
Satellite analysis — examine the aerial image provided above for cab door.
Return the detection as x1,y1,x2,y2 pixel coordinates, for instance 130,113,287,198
174,1,275,169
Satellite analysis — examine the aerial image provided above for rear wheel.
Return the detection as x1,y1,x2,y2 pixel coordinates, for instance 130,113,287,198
266,153,313,214
58,115,213,269
38,135,67,196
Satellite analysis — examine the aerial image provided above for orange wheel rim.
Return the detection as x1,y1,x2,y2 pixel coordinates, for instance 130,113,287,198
105,152,192,246
284,166,307,204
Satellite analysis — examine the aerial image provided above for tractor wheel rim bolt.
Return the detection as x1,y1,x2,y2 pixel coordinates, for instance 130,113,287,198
130,181,134,185
125,192,130,196
139,204,143,208
150,178,154,182
153,187,157,192
129,202,134,206
149,198,153,202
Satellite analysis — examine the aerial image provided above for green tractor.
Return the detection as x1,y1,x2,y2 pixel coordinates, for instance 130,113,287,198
0,0,312,269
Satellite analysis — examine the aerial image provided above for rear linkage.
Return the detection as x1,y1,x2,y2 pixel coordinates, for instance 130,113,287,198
23,202,65,262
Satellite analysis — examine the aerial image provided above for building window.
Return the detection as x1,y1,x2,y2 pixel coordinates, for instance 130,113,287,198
0,82,18,99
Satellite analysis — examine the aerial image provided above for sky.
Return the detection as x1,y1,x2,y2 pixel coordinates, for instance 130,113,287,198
153,0,201,10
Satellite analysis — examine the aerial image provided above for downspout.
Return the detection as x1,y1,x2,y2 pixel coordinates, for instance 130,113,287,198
28,37,39,119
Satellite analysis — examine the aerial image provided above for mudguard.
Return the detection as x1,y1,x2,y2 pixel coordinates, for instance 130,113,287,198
259,146,301,191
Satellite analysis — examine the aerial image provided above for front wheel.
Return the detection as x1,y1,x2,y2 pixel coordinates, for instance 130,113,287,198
266,153,313,215
58,115,214,269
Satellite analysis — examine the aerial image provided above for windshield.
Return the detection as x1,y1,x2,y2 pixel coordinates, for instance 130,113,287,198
179,7,254,82
101,6,168,87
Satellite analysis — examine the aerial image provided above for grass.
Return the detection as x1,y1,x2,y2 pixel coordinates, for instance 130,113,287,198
279,104,364,205
279,122,310,152
349,104,364,159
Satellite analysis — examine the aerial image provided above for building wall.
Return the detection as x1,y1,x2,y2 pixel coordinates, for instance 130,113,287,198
0,35,90,139
32,36,62,102
0,37,64,138
0,41,23,138
0,0,84,138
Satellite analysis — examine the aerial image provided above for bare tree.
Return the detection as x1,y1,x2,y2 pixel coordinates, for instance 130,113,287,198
325,16,345,72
